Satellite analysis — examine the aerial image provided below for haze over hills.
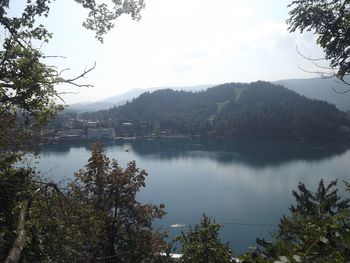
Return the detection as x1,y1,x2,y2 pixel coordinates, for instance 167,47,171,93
67,77,350,113
82,81,350,140
275,77,350,111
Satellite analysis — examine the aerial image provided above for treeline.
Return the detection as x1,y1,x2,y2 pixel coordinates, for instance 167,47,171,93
82,81,350,139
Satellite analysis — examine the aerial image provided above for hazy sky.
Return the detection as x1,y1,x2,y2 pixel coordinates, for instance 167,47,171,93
13,0,325,104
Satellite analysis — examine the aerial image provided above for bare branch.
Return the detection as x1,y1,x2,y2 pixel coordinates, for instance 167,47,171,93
296,45,350,91
42,55,67,59
57,91,80,95
331,86,350,94
55,92,66,103
296,46,335,70
65,62,96,84
296,46,327,62
297,65,334,77
63,82,94,88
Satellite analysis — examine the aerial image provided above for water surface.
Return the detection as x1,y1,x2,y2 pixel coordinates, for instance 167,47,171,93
34,138,350,254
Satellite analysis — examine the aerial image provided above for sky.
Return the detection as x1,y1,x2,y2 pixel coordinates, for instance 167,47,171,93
12,0,326,104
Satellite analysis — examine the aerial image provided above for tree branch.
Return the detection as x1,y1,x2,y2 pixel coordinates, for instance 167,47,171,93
4,183,65,263
64,62,96,87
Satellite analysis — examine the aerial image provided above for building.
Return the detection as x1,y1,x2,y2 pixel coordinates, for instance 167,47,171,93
87,121,98,128
87,128,115,140
57,129,85,140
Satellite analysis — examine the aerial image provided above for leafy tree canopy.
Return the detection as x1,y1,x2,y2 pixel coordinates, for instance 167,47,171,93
287,0,350,82
0,0,145,148
1,144,167,262
177,214,233,263
0,1,146,262
68,143,166,262
240,180,350,262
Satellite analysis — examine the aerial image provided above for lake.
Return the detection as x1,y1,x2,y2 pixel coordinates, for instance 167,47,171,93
33,138,350,254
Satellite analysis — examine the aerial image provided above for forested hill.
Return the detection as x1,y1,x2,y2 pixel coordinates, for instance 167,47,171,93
82,81,350,139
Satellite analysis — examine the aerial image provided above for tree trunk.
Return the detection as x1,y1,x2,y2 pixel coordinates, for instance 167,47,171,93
5,200,29,263
5,184,56,263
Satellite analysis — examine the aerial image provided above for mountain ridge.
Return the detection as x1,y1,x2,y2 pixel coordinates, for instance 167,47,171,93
81,81,350,140
68,77,350,113
67,85,211,112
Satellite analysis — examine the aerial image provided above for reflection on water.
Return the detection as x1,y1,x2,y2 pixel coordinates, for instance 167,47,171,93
36,138,350,254
38,138,350,167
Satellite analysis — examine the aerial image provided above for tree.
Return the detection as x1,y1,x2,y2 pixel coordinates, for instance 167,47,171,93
277,180,350,262
287,0,350,85
177,214,233,263
1,143,168,262
240,180,350,262
0,154,37,263
0,1,146,261
0,0,145,149
66,143,167,262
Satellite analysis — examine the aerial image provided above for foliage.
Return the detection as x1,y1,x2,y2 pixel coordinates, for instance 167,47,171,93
82,81,350,139
1,144,167,262
277,180,350,261
176,214,233,263
67,143,167,262
0,1,145,261
0,0,145,148
76,0,145,42
0,154,36,262
240,180,350,263
287,0,350,82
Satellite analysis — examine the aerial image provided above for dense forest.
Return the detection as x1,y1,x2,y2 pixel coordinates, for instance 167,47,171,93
82,81,350,139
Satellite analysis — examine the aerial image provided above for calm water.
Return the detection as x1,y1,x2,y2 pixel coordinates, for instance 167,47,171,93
33,138,350,254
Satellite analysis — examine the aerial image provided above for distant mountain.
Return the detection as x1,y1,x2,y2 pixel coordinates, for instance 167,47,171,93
276,77,350,111
66,89,143,113
82,81,350,140
101,88,145,103
68,85,211,112
66,101,116,113
68,77,350,113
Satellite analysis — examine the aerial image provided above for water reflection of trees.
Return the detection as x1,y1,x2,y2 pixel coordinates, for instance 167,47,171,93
36,141,94,156
126,138,350,168
37,138,350,168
